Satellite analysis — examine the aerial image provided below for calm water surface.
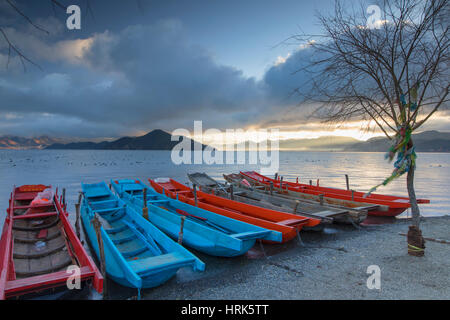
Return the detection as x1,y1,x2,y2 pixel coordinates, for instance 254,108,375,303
1,150,448,226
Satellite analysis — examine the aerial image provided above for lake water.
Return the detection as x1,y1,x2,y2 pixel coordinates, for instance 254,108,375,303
1,150,448,228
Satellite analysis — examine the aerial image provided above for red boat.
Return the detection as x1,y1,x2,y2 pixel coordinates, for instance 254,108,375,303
240,171,430,217
149,178,321,243
0,185,103,300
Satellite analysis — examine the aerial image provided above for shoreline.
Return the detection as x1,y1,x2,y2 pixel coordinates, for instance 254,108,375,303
138,215,450,300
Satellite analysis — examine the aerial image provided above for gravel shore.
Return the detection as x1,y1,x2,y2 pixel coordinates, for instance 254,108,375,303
140,215,450,300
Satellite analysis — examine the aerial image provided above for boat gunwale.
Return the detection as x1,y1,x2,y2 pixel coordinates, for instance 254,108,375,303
239,171,391,211
149,178,306,243
241,171,430,208
222,173,368,224
112,179,279,253
81,181,205,288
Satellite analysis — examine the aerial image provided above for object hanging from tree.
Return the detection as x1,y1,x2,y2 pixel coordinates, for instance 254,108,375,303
365,84,419,197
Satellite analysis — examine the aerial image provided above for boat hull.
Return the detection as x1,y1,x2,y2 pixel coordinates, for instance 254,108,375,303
0,185,103,300
366,207,407,217
112,179,280,257
149,178,320,243
221,173,367,225
80,182,204,290
240,171,429,218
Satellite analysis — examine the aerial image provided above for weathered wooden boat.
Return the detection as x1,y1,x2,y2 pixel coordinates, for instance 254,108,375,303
81,182,204,291
225,172,379,215
188,172,367,224
240,171,430,217
223,173,371,224
0,185,103,300
149,178,321,243
111,179,281,257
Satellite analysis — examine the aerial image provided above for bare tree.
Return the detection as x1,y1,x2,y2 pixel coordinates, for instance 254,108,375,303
0,0,145,71
292,0,449,256
0,0,68,70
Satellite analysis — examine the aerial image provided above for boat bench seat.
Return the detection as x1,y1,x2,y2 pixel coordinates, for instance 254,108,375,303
278,218,309,226
105,225,128,234
128,252,190,274
122,246,148,259
112,234,136,245
13,203,54,210
89,199,118,206
95,207,124,214
121,184,144,192
84,187,111,199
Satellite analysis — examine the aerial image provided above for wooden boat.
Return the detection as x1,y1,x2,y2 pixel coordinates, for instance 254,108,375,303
188,172,367,224
0,185,103,300
226,173,380,215
240,171,430,217
111,179,281,257
222,173,370,224
81,182,204,290
149,178,321,243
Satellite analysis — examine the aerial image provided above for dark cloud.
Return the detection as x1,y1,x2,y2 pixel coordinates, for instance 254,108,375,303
0,10,448,139
0,19,272,137
263,47,314,102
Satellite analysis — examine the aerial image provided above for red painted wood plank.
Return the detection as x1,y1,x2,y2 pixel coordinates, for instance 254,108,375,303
12,212,57,220
4,267,95,298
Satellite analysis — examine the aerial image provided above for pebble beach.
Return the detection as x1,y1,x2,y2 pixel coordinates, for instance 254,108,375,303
138,216,450,300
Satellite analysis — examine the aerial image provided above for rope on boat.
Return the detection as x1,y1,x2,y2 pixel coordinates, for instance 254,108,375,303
258,240,268,259
296,230,305,247
347,216,362,231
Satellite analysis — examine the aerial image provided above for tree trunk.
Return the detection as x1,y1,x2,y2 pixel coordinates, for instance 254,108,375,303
406,139,425,256
406,164,421,227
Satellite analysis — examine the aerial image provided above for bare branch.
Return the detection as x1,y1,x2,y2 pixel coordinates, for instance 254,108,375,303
291,0,449,140
5,0,49,34
0,27,42,71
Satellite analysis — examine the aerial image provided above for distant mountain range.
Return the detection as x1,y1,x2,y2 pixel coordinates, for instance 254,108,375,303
344,130,450,152
274,131,450,152
0,136,60,149
278,136,360,151
227,131,450,152
1,130,449,152
45,129,209,150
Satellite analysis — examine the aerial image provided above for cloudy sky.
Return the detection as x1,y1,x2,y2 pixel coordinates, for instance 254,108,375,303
0,0,449,142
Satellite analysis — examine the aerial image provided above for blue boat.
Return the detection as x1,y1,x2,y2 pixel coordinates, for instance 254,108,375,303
80,181,205,291
111,179,282,257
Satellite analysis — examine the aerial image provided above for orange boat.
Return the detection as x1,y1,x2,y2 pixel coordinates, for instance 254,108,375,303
240,171,430,217
149,178,321,243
